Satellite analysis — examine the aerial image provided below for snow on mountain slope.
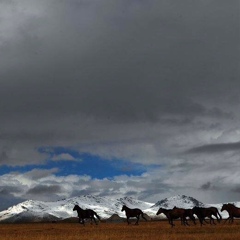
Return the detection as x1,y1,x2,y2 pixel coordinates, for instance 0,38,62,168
151,195,205,209
143,195,205,217
0,195,236,222
0,195,153,222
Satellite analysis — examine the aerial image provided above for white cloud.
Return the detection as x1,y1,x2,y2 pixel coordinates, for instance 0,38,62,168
1,160,240,211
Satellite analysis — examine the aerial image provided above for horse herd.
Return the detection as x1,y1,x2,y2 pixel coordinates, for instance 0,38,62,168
73,203,240,227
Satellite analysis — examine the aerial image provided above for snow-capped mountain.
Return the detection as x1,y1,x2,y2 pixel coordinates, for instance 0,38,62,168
0,195,234,223
151,195,205,209
0,195,153,223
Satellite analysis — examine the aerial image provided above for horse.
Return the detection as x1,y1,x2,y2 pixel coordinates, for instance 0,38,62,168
192,206,222,226
156,207,188,227
221,203,240,223
121,205,147,225
73,205,101,225
173,207,196,225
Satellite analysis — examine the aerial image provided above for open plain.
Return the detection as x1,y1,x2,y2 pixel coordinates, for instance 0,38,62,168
1,220,240,240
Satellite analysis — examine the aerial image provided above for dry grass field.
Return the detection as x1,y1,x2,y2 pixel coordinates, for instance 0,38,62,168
1,220,240,240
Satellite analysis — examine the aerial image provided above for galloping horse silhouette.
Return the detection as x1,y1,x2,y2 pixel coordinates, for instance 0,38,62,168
173,206,196,225
192,206,222,226
73,205,101,225
121,205,147,225
221,203,240,223
156,207,188,227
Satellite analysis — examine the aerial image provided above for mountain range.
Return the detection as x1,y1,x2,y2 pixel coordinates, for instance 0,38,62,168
0,195,234,223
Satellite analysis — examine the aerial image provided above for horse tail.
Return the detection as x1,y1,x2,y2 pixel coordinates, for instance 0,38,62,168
93,211,101,221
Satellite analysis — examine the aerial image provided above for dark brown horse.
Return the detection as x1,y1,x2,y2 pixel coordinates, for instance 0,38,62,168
121,205,147,225
156,207,188,227
192,206,222,226
173,207,196,225
73,205,101,225
221,203,240,223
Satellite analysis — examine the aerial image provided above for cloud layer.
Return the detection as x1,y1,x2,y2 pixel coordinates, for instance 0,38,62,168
0,0,239,209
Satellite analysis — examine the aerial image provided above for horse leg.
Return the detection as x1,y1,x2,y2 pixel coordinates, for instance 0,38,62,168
213,213,220,224
182,217,188,226
127,217,130,225
167,217,171,226
169,218,174,227
211,216,216,225
223,217,230,224
167,217,172,227
203,218,209,225
141,214,147,221
184,217,189,226
135,216,139,225
199,217,204,226
191,216,196,225
92,216,97,225
223,218,228,224
79,218,85,226
210,217,216,225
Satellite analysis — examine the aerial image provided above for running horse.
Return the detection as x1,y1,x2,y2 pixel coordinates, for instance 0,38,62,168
221,203,240,223
73,205,101,225
121,205,147,225
156,207,188,227
192,206,222,226
173,207,196,225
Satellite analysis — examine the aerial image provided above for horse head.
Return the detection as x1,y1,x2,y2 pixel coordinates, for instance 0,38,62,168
221,203,235,212
73,205,79,211
121,205,126,212
221,204,227,212
156,208,163,215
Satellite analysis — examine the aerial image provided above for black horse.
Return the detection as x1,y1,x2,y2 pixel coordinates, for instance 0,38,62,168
173,206,196,225
156,207,188,227
73,205,101,225
121,205,147,225
183,208,196,225
192,206,222,226
221,203,240,223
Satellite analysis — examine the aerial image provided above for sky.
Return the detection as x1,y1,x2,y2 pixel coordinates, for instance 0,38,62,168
0,0,239,210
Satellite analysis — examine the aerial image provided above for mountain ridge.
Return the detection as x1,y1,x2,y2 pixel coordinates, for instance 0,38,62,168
0,195,233,223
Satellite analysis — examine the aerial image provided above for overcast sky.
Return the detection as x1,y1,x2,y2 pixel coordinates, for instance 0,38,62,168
0,0,239,210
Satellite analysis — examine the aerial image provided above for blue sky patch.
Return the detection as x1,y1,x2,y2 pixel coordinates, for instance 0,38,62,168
0,147,160,179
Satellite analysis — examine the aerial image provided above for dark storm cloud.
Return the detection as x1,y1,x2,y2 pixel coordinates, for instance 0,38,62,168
0,0,239,205
27,185,62,195
0,186,25,210
0,186,22,196
0,0,238,123
0,0,238,164
232,185,240,193
187,141,240,154
200,182,218,191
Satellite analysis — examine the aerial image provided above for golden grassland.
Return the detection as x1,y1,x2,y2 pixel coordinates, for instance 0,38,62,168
1,220,240,240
